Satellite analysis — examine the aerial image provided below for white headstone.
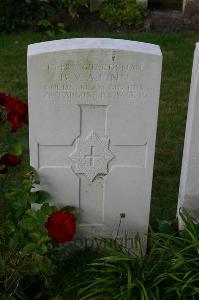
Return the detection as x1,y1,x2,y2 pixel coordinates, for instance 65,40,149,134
28,38,162,247
183,0,191,11
178,43,199,225
183,0,187,11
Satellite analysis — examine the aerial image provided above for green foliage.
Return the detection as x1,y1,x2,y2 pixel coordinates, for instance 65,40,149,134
0,177,96,299
100,0,145,28
0,0,46,31
1,32,199,299
0,0,89,32
0,167,81,299
78,211,199,300
0,171,55,298
53,0,89,18
0,90,79,298
9,143,23,156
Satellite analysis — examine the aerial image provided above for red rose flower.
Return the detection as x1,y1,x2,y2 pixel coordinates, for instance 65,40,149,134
0,153,21,167
45,211,76,244
0,92,28,132
7,112,24,132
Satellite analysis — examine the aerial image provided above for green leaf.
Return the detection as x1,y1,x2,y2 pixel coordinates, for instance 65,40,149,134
0,151,6,159
23,242,37,253
37,190,49,203
157,219,175,235
29,190,49,204
40,244,48,254
38,236,50,244
41,202,54,216
61,205,79,218
20,216,35,230
30,232,41,241
37,19,52,29
9,143,23,156
8,234,21,247
61,205,76,212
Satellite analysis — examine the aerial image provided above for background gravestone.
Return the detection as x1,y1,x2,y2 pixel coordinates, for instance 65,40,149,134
28,38,162,246
183,0,199,12
178,43,199,225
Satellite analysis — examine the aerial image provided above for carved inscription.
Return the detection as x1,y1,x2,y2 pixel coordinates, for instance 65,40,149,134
44,61,147,103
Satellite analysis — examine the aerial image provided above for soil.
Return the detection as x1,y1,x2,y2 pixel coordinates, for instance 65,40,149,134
76,9,199,33
149,10,199,32
148,0,183,11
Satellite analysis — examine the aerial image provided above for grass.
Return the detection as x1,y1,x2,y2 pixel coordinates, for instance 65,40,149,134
76,211,199,300
0,31,199,223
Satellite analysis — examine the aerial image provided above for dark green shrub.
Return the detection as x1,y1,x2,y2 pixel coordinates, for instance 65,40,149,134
52,0,89,18
0,0,50,31
0,92,78,299
0,0,89,32
100,0,145,28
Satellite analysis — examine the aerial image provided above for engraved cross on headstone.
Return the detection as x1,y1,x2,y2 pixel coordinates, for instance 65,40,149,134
85,146,100,167
38,104,147,225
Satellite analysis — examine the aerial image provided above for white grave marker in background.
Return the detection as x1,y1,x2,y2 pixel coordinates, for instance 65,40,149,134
178,43,199,226
28,38,162,245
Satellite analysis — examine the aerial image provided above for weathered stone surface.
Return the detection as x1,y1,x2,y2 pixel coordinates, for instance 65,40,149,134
183,0,199,14
28,38,162,247
178,43,199,226
137,0,148,8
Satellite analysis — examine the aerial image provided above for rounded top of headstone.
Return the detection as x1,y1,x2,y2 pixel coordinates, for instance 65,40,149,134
28,38,162,57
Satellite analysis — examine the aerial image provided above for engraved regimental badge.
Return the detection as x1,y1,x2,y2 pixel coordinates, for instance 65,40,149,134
69,131,114,182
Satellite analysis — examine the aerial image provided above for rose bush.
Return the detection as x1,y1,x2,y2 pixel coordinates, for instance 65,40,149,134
0,152,21,166
0,92,77,299
0,92,28,132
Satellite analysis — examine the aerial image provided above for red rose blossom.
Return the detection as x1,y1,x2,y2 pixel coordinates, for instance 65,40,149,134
45,211,76,243
0,153,21,167
0,92,28,132
7,112,24,132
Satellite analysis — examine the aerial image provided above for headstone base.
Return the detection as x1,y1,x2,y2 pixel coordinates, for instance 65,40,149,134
137,0,148,9
183,0,199,15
